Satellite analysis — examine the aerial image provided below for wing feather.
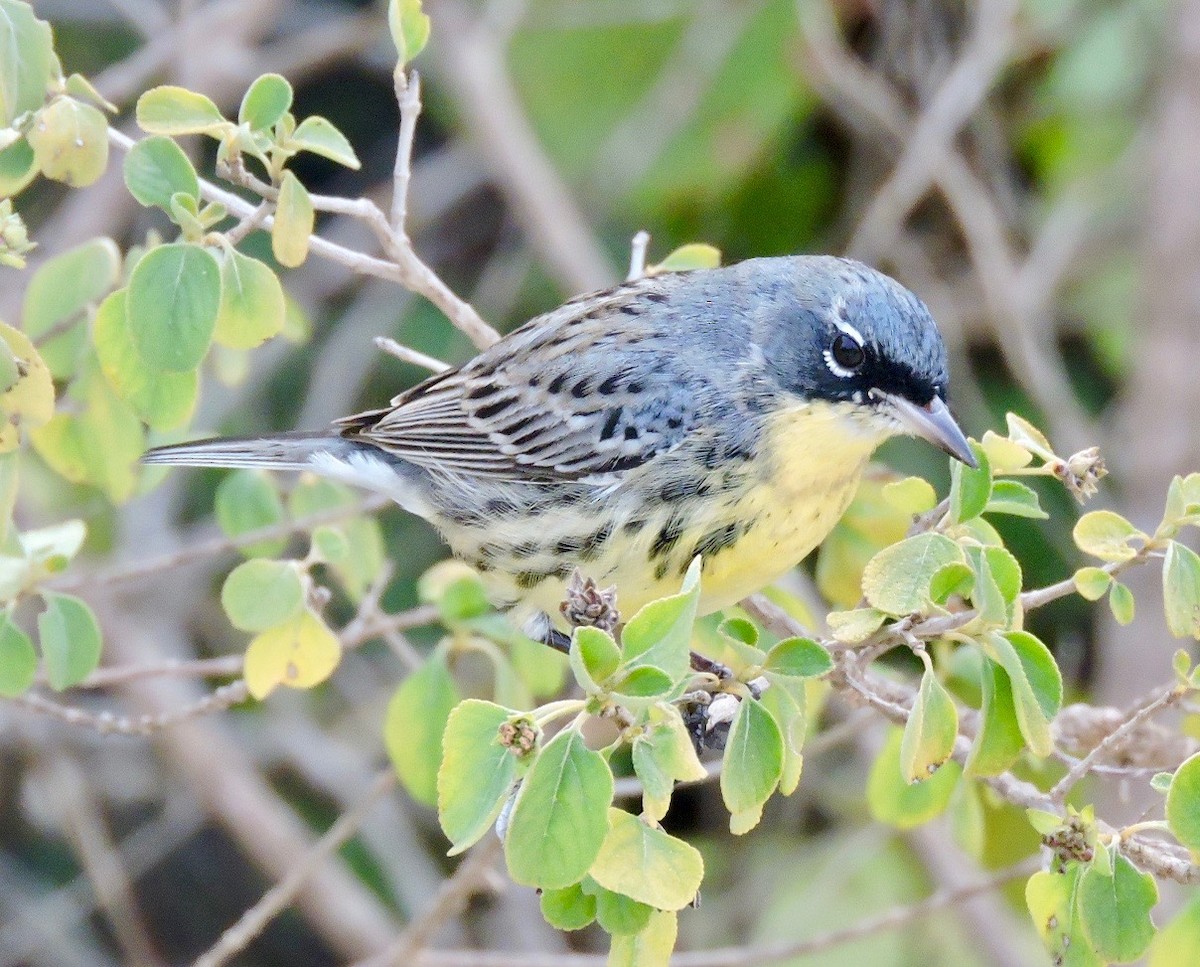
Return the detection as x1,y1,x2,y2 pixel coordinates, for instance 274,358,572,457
335,278,705,482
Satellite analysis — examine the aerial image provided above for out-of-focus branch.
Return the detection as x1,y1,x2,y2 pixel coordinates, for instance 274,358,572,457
193,770,397,967
427,0,617,295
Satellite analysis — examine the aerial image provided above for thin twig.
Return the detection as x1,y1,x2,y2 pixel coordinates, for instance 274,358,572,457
49,494,389,592
12,681,249,736
1048,685,1185,805
192,770,397,967
626,230,650,280
374,336,450,373
105,128,500,350
391,69,422,236
358,836,504,967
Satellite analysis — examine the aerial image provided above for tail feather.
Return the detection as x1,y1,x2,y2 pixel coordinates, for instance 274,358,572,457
141,433,351,471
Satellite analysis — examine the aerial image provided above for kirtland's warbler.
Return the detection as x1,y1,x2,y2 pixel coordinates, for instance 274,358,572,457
144,255,975,643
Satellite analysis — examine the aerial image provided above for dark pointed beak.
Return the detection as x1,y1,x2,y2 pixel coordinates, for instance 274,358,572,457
876,392,977,467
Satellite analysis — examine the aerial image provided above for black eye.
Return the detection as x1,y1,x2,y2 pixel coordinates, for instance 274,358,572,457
831,333,864,370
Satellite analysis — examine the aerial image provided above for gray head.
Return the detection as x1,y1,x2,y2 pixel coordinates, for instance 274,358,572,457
744,255,974,465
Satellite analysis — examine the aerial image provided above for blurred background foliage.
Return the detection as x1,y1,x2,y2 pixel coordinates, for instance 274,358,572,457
4,0,1198,964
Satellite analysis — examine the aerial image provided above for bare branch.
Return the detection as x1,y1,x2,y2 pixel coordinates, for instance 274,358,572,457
374,336,450,373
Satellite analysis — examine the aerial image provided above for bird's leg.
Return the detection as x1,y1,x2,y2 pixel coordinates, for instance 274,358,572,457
689,650,733,679
541,626,572,654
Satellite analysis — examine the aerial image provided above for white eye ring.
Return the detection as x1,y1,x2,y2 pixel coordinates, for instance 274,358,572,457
824,347,857,378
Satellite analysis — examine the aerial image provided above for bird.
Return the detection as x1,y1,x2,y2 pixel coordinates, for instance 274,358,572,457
143,255,975,647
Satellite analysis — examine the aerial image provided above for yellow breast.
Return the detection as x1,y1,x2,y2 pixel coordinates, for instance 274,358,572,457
462,400,887,626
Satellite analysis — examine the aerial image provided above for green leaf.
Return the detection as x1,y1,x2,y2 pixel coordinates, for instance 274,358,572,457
540,884,595,932
385,652,459,807
964,660,1024,777
631,707,707,822
985,479,1048,519
23,237,121,379
1167,751,1200,852
609,664,673,698
1074,566,1112,602
220,559,304,632
948,441,991,523
214,469,287,558
0,610,36,697
1109,580,1136,625
826,607,886,644
589,808,703,911
243,608,341,698
214,246,286,349
1005,413,1055,460
438,699,521,855
720,696,783,834
1150,891,1200,967
0,137,37,197
505,728,613,889
1163,540,1200,638
29,98,109,188
713,616,766,672
652,243,721,273
607,910,677,967
94,289,198,430
1027,867,1105,967
271,170,313,268
861,533,964,616
388,0,432,64
981,631,1062,757
239,74,293,131
759,680,805,796
123,136,200,211
571,625,620,691
900,666,959,783
1074,510,1144,562
136,86,228,135
881,476,938,515
290,116,360,169
1078,850,1158,963
929,561,974,604
867,726,961,829
620,557,700,683
593,884,653,936
763,636,832,679
980,430,1033,471
37,592,102,691
127,242,221,372
0,0,56,125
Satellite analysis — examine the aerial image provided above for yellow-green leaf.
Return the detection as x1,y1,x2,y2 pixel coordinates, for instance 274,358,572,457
720,696,783,834
862,532,964,616
505,728,613,888
1167,751,1200,852
388,0,431,65
272,170,313,268
214,470,287,558
651,243,721,274
239,74,293,131
214,246,285,349
867,726,961,829
0,609,35,697
243,608,341,699
1150,891,1200,967
0,0,56,125
900,666,959,783
123,135,200,211
38,592,102,691
1077,850,1158,964
1073,510,1143,562
1026,867,1104,967
136,86,228,136
0,322,54,452
127,242,221,372
28,98,109,188
881,476,938,515
438,699,522,854
220,559,304,632
1163,540,1200,638
94,289,198,430
385,651,458,806
607,910,677,967
589,808,703,911
980,429,1033,471
964,660,1024,777
290,116,360,169
1073,566,1111,602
